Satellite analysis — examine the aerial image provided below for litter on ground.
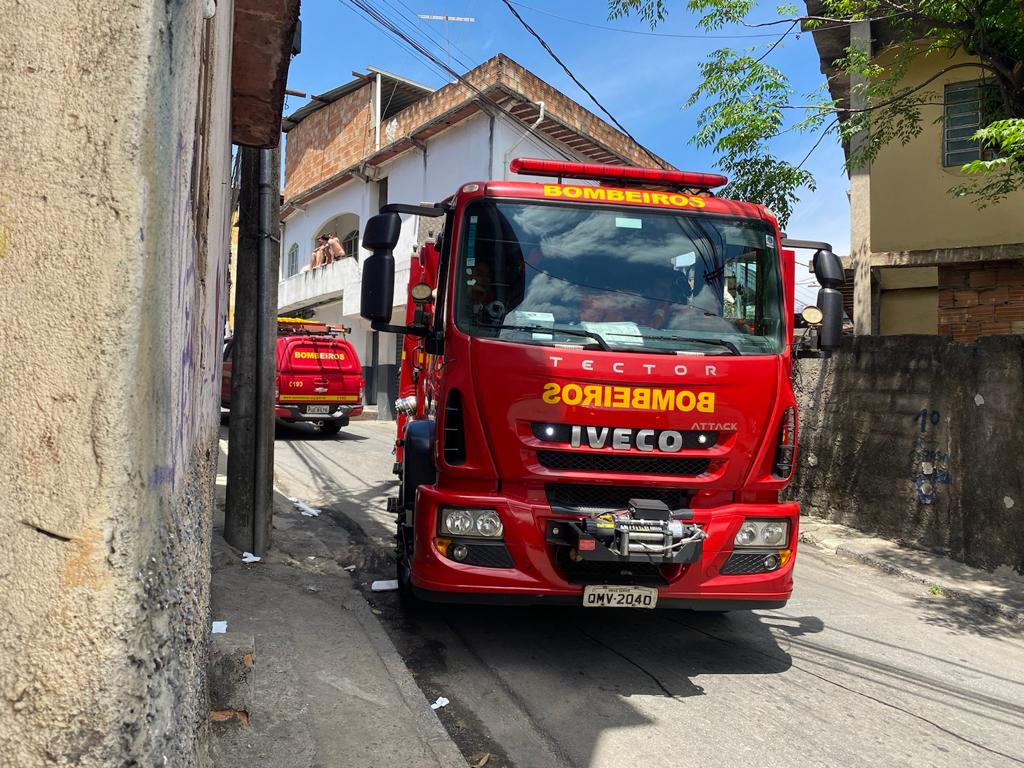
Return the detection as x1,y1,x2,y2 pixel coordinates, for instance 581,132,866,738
291,498,321,517
241,552,262,563
211,621,227,634
371,579,399,592
430,696,450,710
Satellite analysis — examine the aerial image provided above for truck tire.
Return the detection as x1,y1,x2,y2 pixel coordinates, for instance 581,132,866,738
318,421,343,436
395,513,417,605
397,420,435,608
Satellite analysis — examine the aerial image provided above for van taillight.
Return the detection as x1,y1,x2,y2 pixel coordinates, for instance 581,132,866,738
772,407,797,479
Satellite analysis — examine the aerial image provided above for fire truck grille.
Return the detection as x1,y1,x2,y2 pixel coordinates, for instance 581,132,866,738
557,556,668,586
460,542,515,569
537,451,710,477
545,484,689,513
720,551,776,575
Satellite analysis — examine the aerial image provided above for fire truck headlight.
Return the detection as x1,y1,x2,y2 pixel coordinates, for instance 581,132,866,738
734,520,790,548
761,522,788,546
735,523,759,547
441,509,475,536
475,510,503,538
440,508,503,538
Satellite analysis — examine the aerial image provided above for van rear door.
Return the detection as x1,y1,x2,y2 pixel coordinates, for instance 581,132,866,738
277,337,362,415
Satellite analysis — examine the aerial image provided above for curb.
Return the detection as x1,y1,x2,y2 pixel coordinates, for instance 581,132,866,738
346,587,469,768
802,533,1023,625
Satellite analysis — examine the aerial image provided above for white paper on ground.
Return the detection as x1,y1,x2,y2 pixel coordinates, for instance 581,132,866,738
211,621,227,634
370,579,399,592
291,498,321,517
430,696,450,710
241,552,262,563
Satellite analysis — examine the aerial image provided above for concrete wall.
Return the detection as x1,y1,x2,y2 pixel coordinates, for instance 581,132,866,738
790,336,1024,573
869,51,1024,255
0,2,234,765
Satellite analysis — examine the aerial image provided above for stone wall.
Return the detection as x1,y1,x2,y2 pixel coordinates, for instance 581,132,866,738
0,1,234,765
790,335,1024,573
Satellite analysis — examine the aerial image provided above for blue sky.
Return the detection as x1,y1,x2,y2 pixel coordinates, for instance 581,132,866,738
284,0,850,303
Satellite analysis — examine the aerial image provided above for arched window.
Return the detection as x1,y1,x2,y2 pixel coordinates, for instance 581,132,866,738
342,230,359,261
314,212,361,263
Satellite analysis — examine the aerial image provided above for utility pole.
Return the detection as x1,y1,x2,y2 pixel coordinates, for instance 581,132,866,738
225,145,281,555
416,14,475,72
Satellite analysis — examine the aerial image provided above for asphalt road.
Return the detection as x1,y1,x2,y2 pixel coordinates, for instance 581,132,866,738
272,420,1024,768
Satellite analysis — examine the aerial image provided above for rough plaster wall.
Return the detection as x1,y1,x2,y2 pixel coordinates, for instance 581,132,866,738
789,336,1024,573
0,1,231,765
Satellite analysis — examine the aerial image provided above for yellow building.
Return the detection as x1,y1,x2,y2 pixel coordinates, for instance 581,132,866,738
811,19,1024,340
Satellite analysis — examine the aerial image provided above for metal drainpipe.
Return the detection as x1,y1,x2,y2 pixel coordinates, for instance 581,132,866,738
253,147,276,555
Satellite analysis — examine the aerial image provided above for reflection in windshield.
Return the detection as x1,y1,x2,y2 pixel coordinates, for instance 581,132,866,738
454,199,784,355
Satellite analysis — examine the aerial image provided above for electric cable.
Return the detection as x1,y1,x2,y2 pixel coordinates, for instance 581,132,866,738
508,0,783,39
499,0,666,169
339,0,578,161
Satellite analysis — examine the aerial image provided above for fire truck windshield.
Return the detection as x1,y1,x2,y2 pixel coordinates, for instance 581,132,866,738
454,198,785,355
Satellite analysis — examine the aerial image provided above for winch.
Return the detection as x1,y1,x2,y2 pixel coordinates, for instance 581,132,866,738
545,498,706,564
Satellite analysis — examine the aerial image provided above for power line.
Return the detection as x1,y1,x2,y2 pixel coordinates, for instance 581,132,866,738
381,0,478,75
338,0,575,161
499,0,666,169
392,0,479,71
508,0,783,39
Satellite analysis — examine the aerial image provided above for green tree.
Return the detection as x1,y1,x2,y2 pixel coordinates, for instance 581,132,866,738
609,0,1024,226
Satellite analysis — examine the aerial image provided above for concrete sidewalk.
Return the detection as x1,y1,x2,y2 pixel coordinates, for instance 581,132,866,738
208,488,466,768
800,516,1024,625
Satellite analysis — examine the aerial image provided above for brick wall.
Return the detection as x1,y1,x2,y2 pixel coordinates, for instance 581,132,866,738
283,82,375,202
937,260,1024,341
283,54,666,205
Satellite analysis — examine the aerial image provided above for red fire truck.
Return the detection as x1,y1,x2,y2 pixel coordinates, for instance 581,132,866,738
360,158,843,609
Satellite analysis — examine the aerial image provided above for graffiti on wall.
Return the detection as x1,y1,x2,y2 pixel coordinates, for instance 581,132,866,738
910,408,951,504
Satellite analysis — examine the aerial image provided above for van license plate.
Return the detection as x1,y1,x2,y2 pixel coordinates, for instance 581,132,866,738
306,405,331,415
582,585,658,609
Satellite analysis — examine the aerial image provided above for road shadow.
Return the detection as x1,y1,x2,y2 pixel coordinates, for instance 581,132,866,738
911,592,1022,639
275,420,370,442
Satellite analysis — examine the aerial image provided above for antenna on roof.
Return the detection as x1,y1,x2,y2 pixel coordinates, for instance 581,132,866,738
416,13,476,74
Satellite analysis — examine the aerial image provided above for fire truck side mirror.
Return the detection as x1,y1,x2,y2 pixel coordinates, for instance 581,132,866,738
360,213,401,323
812,249,845,352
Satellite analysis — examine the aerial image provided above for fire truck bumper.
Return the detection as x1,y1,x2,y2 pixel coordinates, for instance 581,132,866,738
409,486,798,609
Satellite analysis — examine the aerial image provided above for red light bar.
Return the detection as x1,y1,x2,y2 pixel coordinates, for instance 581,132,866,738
509,157,728,189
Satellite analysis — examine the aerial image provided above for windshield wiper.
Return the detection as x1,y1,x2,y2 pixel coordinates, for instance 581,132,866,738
638,335,742,355
496,324,612,351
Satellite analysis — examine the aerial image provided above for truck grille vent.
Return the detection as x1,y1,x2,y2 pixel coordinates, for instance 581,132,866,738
460,542,514,569
443,389,466,465
546,484,689,513
720,552,775,575
537,451,709,477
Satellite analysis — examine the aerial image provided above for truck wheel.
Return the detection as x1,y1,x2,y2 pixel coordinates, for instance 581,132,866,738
395,515,417,605
318,421,343,436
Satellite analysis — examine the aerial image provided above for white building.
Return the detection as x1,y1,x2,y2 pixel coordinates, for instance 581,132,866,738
278,54,666,418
